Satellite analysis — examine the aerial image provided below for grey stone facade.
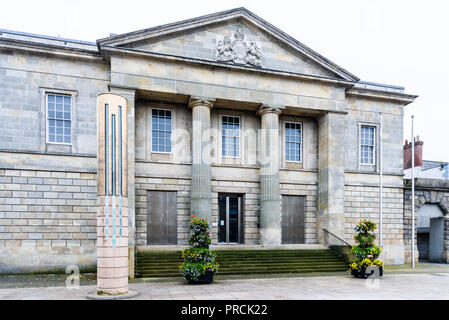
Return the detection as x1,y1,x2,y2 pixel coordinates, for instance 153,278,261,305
403,179,449,263
0,8,418,273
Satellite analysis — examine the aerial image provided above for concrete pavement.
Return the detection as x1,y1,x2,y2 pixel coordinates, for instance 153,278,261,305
1,271,449,300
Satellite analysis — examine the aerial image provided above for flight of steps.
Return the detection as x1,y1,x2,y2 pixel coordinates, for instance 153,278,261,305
135,249,348,278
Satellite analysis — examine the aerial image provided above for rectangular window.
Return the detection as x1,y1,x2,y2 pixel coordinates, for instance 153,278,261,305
151,108,172,153
285,122,302,162
360,126,375,165
47,93,71,144
222,115,240,158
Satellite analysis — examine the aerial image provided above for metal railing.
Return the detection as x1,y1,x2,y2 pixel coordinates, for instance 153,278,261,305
322,228,352,248
322,228,354,263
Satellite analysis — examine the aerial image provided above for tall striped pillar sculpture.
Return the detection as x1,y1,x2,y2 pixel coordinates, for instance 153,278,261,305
96,93,129,295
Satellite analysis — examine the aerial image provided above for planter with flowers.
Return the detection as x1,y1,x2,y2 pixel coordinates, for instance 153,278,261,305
179,215,219,284
349,219,383,279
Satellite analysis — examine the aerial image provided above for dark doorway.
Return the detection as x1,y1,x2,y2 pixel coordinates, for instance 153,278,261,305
146,190,177,244
218,194,243,244
281,195,305,244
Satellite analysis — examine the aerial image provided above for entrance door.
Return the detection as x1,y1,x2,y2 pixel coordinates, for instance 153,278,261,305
429,217,444,262
218,195,243,244
147,191,177,244
281,195,305,244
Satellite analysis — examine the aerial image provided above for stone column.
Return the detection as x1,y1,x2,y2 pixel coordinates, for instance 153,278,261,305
317,111,346,244
258,106,282,246
96,93,129,295
189,97,215,221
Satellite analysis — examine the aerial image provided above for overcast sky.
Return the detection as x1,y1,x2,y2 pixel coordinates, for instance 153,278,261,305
2,0,448,162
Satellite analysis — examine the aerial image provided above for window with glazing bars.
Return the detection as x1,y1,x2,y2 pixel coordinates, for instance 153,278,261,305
222,115,240,157
285,122,302,162
151,109,172,153
360,126,375,165
47,94,71,144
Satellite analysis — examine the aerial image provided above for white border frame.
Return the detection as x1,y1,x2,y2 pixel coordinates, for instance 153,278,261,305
150,107,173,154
284,120,303,164
220,114,242,159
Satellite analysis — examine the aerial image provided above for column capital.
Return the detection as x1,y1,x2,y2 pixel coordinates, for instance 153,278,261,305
189,96,215,109
257,105,282,116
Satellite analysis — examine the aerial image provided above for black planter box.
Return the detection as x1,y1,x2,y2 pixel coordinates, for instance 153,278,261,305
351,266,383,279
186,271,214,284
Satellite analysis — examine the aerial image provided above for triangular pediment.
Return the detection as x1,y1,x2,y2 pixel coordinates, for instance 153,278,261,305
97,8,358,81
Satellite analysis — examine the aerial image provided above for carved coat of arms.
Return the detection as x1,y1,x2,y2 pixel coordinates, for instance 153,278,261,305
216,29,263,67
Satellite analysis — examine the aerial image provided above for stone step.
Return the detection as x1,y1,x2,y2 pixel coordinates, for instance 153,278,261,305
136,266,349,278
137,255,342,262
137,262,347,271
135,248,348,278
137,251,338,258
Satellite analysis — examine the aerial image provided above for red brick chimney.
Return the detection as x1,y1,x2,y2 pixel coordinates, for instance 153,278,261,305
404,137,423,170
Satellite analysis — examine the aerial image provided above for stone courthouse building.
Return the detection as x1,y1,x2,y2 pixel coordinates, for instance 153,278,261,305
0,8,419,275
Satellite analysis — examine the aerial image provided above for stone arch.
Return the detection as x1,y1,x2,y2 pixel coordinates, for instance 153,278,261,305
415,190,449,215
412,190,449,263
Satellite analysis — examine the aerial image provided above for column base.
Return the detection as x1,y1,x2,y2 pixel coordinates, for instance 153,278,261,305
260,199,281,245
86,290,139,300
260,228,281,245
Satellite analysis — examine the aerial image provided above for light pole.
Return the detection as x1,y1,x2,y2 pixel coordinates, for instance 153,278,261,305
411,115,415,269
379,112,383,247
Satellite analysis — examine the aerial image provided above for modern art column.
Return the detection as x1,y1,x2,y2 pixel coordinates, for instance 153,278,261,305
189,97,215,222
258,106,282,246
96,93,129,295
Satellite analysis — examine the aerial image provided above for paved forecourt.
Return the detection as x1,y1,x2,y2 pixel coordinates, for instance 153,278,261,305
1,273,449,300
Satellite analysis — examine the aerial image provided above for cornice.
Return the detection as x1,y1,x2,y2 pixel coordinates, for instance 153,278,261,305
346,87,418,105
0,39,102,61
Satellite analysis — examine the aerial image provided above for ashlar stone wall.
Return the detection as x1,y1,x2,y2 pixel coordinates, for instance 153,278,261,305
0,168,97,273
344,184,404,264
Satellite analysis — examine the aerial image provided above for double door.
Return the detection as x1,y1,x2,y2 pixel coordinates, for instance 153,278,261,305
218,194,243,244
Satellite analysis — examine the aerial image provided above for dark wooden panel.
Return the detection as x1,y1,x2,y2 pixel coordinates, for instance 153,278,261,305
147,191,177,244
281,195,305,244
